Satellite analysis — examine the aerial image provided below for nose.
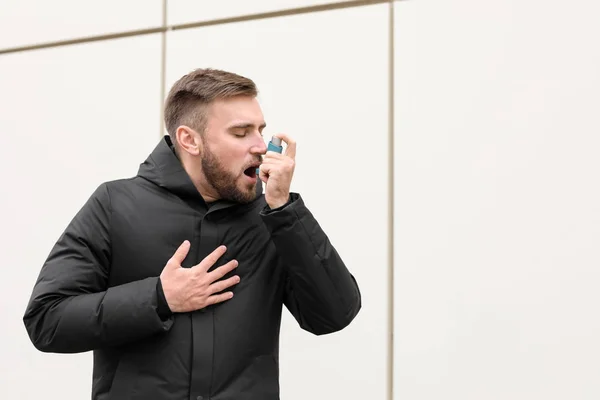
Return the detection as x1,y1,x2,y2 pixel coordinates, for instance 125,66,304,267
250,135,268,155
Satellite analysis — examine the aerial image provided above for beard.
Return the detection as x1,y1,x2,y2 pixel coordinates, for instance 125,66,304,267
201,144,258,204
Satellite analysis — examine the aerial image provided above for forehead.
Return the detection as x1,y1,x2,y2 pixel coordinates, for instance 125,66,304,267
207,95,264,124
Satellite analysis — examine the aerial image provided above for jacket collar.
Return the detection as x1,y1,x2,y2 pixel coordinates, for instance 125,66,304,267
137,135,263,209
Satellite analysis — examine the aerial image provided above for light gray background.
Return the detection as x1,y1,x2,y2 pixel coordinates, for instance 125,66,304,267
1,1,599,399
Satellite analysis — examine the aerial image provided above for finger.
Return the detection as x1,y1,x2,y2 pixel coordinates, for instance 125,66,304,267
208,275,240,295
259,162,271,183
260,156,294,176
206,291,234,306
262,152,285,161
195,245,227,272
259,158,284,174
274,133,296,159
167,240,190,269
259,161,273,173
259,168,268,183
207,259,239,282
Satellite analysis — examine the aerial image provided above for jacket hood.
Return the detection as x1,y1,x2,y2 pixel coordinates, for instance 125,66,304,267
137,135,263,203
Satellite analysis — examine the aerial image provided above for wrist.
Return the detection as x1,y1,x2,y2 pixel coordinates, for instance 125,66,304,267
268,194,291,210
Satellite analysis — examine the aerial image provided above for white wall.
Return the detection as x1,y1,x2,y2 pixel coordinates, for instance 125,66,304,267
394,1,600,399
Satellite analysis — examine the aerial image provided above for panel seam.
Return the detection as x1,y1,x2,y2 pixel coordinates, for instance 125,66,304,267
158,0,168,139
0,0,390,55
388,2,395,400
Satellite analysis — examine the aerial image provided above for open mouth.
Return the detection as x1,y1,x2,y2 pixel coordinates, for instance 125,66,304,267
243,165,259,179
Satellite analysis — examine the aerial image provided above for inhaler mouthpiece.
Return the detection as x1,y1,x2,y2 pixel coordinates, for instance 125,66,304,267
270,136,282,147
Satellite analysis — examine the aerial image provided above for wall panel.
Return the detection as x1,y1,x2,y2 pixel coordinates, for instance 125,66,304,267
0,34,163,399
168,0,362,26
393,1,600,399
0,0,162,50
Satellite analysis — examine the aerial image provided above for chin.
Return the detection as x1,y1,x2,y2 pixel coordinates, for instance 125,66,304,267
242,185,258,200
232,181,257,203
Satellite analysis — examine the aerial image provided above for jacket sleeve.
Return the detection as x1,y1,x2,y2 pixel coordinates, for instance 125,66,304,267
23,183,173,354
260,193,361,335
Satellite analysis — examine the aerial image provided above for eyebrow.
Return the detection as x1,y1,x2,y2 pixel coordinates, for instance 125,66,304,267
228,122,267,131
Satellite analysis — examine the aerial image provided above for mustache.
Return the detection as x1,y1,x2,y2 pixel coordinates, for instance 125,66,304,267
243,157,263,169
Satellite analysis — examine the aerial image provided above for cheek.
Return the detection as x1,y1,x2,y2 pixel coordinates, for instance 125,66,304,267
214,141,248,171
220,150,244,172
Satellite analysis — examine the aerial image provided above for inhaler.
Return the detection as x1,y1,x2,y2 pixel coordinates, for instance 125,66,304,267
256,136,283,174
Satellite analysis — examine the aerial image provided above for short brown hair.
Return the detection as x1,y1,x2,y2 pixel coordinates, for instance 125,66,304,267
163,68,258,138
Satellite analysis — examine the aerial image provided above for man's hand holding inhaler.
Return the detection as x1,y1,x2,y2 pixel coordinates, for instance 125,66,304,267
259,133,296,209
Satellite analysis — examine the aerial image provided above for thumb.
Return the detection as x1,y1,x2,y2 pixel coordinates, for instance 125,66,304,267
166,240,190,269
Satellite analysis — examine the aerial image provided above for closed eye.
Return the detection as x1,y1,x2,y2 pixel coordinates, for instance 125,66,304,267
228,121,267,137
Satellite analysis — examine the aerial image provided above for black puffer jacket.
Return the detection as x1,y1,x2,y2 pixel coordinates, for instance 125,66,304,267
23,136,361,400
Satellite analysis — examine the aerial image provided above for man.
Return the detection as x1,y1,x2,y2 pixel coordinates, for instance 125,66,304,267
23,68,361,400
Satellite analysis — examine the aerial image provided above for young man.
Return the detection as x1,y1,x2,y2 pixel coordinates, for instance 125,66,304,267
23,68,361,400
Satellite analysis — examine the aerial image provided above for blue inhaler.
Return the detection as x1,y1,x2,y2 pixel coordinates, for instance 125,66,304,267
267,136,283,153
256,136,283,174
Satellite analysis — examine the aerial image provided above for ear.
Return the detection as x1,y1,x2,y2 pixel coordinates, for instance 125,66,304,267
175,125,201,156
